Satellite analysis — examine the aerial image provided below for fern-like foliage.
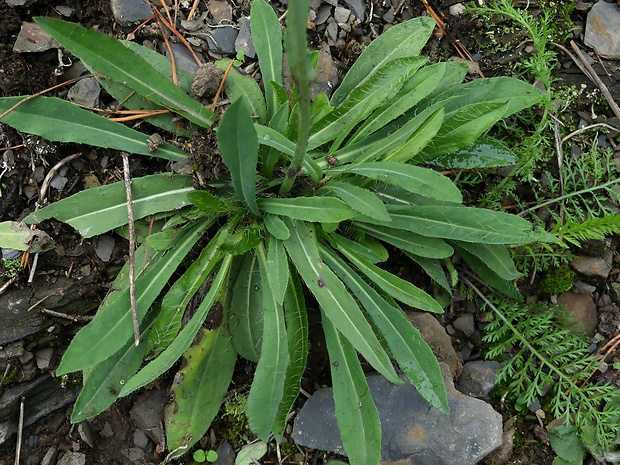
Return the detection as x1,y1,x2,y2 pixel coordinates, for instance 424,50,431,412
553,213,620,247
478,294,620,451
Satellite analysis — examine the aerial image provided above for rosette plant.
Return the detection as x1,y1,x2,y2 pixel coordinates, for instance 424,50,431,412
0,0,553,462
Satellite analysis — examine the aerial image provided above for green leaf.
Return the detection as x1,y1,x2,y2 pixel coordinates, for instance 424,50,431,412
322,311,382,465
341,162,462,203
451,242,521,280
120,255,233,396
349,61,445,143
165,327,237,456
247,244,290,440
548,424,586,465
322,247,449,414
309,57,424,151
331,235,443,313
330,16,435,106
264,214,290,240
266,236,289,305
406,254,451,293
228,252,263,362
359,204,557,244
147,228,223,357
57,218,212,375
282,219,399,384
0,97,188,161
322,182,390,222
188,190,238,214
354,223,454,259
26,174,194,238
218,99,261,217
258,197,358,223
34,17,215,128
417,101,511,162
0,221,53,253
251,0,283,119
215,59,267,124
71,325,150,422
261,103,290,178
430,136,519,169
235,441,268,465
272,270,308,441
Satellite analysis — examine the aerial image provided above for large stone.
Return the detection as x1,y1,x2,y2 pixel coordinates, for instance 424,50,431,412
292,369,502,465
584,1,620,60
571,253,612,279
556,291,598,337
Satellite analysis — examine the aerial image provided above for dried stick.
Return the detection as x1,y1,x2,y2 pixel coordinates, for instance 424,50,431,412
14,397,25,465
211,59,236,112
0,275,18,296
41,308,94,322
561,122,620,144
121,153,140,346
570,40,620,121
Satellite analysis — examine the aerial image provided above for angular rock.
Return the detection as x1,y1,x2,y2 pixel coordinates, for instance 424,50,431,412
292,370,502,465
316,4,331,25
556,291,598,337
129,389,166,444
334,6,351,23
95,235,115,262
133,428,149,448
235,16,256,58
208,0,233,23
344,0,365,21
584,1,620,60
67,77,101,108
0,374,80,445
5,0,36,6
35,347,54,370
207,26,239,55
310,47,339,99
13,22,60,53
214,441,236,465
457,361,502,400
57,452,86,465
453,313,475,337
571,254,612,279
407,312,461,378
110,0,153,26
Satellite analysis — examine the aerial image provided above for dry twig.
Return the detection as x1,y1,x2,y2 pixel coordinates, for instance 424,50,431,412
14,397,25,465
121,152,141,346
40,308,94,322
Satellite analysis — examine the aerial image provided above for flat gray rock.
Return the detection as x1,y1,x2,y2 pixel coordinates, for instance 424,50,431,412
457,361,503,400
344,0,365,21
67,77,101,108
207,26,239,55
235,16,255,58
110,0,153,26
292,370,502,465
584,1,620,59
13,22,60,53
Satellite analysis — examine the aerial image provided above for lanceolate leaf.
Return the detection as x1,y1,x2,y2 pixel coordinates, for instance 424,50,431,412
267,236,289,305
165,327,237,456
119,255,233,396
273,270,308,441
215,59,267,124
406,254,451,293
330,16,435,106
282,218,400,384
321,247,449,414
26,174,194,238
359,205,557,244
247,244,290,440
322,311,382,465
451,242,521,281
218,99,261,217
258,197,358,223
429,136,519,169
0,97,188,161
264,214,290,240
57,218,212,375
342,162,462,203
353,223,454,259
148,227,224,357
228,252,264,362
322,182,390,222
188,190,238,214
34,17,216,128
72,324,150,423
251,0,283,119
331,235,443,314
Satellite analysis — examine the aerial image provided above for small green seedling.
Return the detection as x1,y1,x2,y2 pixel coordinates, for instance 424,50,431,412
193,449,218,464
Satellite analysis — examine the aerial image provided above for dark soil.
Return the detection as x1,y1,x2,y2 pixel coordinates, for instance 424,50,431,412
1,1,619,465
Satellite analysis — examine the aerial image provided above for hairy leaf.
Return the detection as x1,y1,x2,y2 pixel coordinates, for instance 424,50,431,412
322,182,390,222
322,311,382,465
264,214,290,240
34,18,215,128
218,99,261,217
431,136,519,169
247,244,290,440
26,174,194,238
258,197,358,223
282,218,400,383
165,327,237,456
216,59,267,124
266,235,289,305
0,97,188,161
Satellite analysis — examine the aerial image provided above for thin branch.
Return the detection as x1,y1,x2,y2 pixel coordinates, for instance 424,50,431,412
570,40,620,121
40,308,94,322
14,397,25,465
121,153,141,346
0,275,18,296
561,122,620,144
211,59,236,112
